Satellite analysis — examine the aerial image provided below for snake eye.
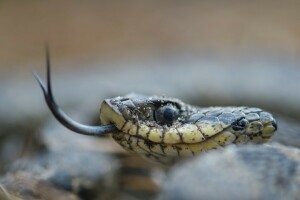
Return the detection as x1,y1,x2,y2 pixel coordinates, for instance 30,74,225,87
154,104,179,125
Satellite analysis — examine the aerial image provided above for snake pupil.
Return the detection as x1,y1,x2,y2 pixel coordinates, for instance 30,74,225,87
154,104,179,125
164,108,175,121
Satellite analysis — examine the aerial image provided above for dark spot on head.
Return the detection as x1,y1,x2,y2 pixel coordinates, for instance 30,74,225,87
238,119,248,127
232,125,244,131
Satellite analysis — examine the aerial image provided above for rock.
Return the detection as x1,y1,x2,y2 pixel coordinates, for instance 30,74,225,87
160,144,300,200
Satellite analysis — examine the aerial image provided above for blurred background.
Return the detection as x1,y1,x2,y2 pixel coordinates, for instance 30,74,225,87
1,0,300,120
1,1,300,199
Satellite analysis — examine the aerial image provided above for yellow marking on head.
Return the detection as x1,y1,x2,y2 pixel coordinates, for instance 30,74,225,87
177,124,205,143
196,120,223,138
245,121,263,134
262,125,276,137
212,131,236,146
188,144,205,154
250,136,264,143
100,100,126,129
201,140,222,151
122,121,134,133
234,135,250,144
128,137,149,154
174,144,193,156
162,145,180,156
163,128,181,144
128,124,138,135
148,128,163,143
137,124,150,138
117,134,132,150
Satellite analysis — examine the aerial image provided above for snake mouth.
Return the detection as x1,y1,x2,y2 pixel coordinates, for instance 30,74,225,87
112,131,212,158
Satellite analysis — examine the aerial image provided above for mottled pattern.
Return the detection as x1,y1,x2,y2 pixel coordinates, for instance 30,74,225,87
100,94,277,164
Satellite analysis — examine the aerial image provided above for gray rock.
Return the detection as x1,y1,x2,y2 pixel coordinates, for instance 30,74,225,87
160,144,300,200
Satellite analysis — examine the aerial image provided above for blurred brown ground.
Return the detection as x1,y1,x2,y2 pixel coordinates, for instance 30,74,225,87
1,0,300,76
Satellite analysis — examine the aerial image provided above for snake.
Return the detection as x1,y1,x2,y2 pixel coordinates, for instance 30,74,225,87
33,49,277,165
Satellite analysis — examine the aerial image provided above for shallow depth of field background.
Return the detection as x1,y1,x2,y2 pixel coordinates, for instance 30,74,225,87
1,1,300,75
0,0,300,190
1,0,300,121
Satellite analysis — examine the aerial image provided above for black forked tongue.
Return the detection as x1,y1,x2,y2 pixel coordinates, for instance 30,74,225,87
33,47,118,136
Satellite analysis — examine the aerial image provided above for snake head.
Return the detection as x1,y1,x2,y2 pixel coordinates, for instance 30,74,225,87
100,94,277,164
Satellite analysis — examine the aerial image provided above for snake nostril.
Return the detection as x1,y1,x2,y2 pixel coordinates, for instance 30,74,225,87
237,118,248,127
232,125,244,131
232,118,249,131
